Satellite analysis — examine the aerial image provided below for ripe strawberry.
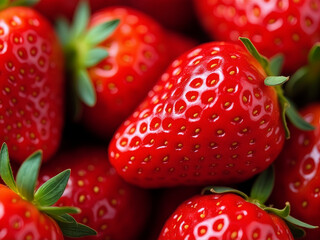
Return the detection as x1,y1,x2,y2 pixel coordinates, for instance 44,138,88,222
194,0,320,73
0,4,64,163
0,143,96,239
271,103,320,239
159,167,316,239
38,147,151,240
108,38,312,188
60,3,170,138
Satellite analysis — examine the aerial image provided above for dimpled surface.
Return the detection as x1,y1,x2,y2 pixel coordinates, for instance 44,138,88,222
81,7,169,137
195,0,320,73
159,194,293,240
0,184,63,240
38,147,151,240
272,104,320,239
0,7,64,163
109,42,285,188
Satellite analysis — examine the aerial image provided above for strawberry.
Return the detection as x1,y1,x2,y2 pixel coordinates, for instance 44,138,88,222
159,167,316,239
38,146,151,240
59,2,170,138
108,38,312,188
0,143,96,239
0,2,64,164
194,0,320,73
271,103,320,239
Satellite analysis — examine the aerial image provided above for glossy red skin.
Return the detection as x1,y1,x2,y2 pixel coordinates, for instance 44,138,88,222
271,104,320,239
194,0,320,74
38,147,151,240
0,7,64,164
108,42,285,188
159,193,293,240
0,184,63,240
81,7,170,138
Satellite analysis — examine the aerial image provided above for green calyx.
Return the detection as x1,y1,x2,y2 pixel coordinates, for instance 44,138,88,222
239,37,314,139
56,1,120,114
202,166,318,238
0,143,97,238
0,0,39,10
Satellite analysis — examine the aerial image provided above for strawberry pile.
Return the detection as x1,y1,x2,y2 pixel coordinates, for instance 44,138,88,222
1,0,320,239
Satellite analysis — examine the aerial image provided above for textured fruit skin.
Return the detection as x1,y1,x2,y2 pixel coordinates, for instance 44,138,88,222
81,7,170,138
0,7,64,163
108,42,285,188
38,147,151,240
194,0,320,73
0,184,63,240
159,193,293,240
271,104,320,239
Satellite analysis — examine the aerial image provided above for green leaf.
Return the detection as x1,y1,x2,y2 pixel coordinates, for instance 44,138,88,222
286,100,315,131
70,1,90,39
57,215,97,238
269,54,284,75
264,76,289,86
285,215,318,229
264,202,290,218
308,43,320,63
0,0,9,9
56,18,71,46
205,186,249,200
16,151,42,201
85,19,120,46
250,165,274,204
284,66,308,95
84,47,108,67
76,69,97,107
0,143,17,192
275,85,291,139
239,37,270,74
34,170,71,206
40,206,80,216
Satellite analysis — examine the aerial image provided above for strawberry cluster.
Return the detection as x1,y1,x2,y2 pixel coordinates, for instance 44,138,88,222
0,0,320,239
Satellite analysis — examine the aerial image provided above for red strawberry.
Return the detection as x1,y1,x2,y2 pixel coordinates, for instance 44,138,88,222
194,0,320,73
160,194,294,239
60,3,170,138
271,103,320,239
0,184,64,239
0,5,64,163
159,168,316,239
108,39,295,188
0,143,96,239
38,147,151,240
